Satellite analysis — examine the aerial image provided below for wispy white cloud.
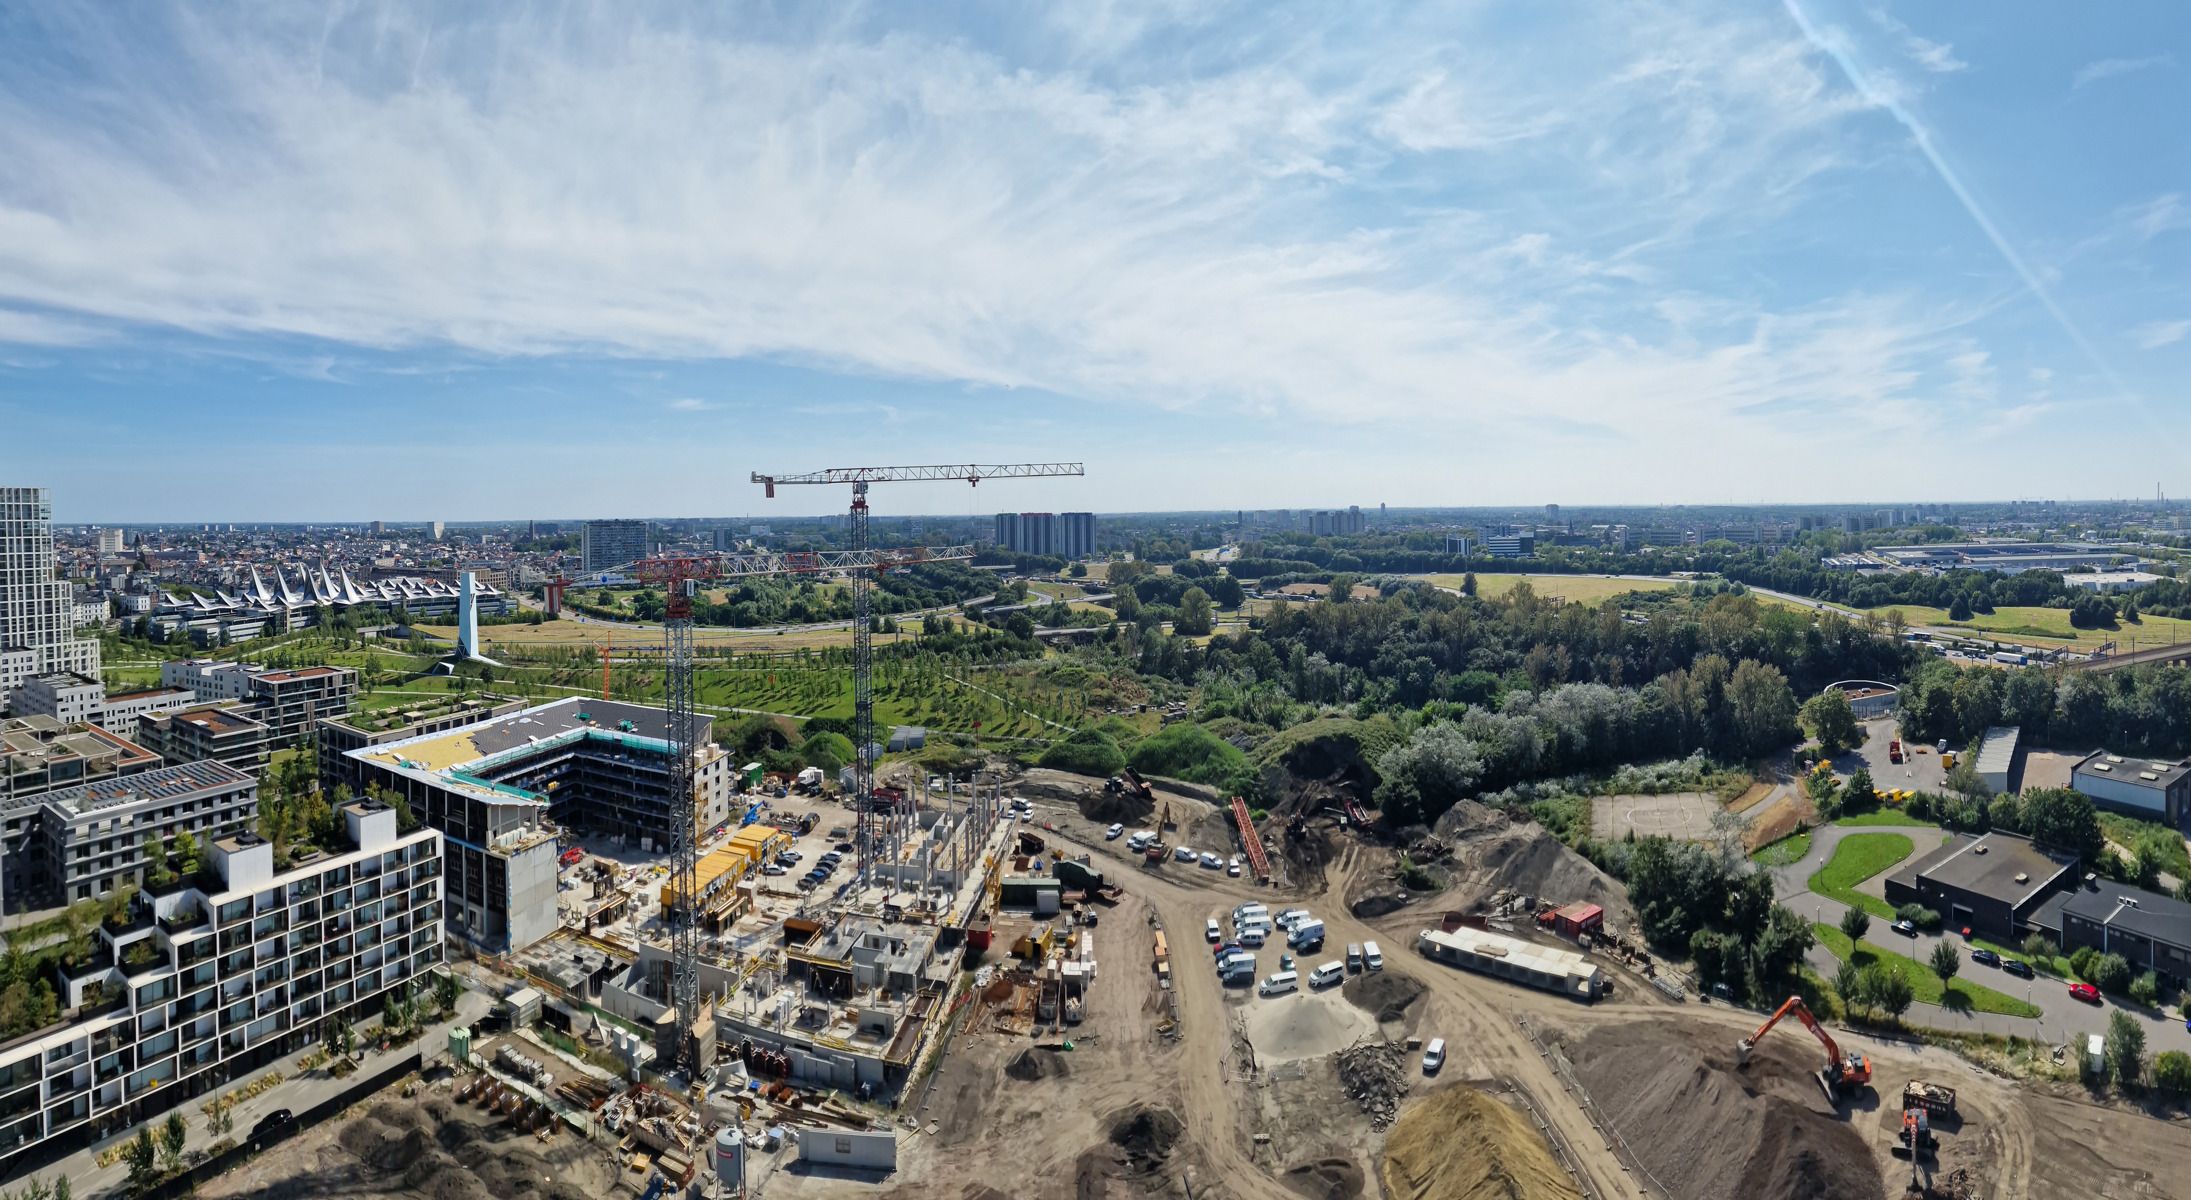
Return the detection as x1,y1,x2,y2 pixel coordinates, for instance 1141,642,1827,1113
1866,9,1967,74
2133,319,2190,350
0,307,107,346
2123,194,2188,241
666,398,716,412
2074,54,2174,89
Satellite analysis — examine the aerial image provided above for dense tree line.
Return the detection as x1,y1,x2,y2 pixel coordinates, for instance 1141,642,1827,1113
1898,657,2191,757
1587,835,1813,1003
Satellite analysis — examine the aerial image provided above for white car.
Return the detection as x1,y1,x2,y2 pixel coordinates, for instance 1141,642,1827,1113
1227,859,1242,877
762,863,786,876
1106,823,1125,839
1174,846,1197,863
1423,1038,1445,1073
1199,852,1222,869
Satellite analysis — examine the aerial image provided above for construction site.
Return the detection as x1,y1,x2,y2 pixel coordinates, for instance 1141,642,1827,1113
240,466,2188,1200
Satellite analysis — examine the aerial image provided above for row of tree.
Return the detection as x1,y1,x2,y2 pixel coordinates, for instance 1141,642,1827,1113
1899,656,2191,758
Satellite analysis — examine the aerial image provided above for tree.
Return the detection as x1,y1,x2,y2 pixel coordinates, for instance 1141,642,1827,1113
1174,587,1215,636
2019,789,2103,863
2021,932,2053,962
143,833,171,887
1799,689,1860,752
1833,960,1865,1010
2069,594,2115,629
2070,944,2097,980
1947,595,1973,622
2130,970,2160,1008
435,970,461,1014
123,1126,157,1190
2087,951,2132,994
1838,907,1871,943
1726,660,1798,757
1460,572,1479,596
1929,941,1961,985
2106,1009,2146,1085
54,1175,71,1200
1865,964,1914,1019
1842,767,1878,813
2155,1049,2191,1098
1373,723,1485,828
160,1108,186,1172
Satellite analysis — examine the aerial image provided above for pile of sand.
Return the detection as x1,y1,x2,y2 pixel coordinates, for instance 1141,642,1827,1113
1341,972,1425,1026
1381,1087,1581,1200
1005,1046,1070,1082
1077,788,1153,825
1562,1025,1878,1200
1431,802,1635,928
1245,994,1379,1064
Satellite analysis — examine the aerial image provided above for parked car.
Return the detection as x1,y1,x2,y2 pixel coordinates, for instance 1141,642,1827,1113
1105,823,1125,840
1227,856,1242,877
1891,919,1918,937
1199,852,1222,869
2068,982,2102,1004
762,864,786,876
1970,948,2000,967
1206,918,1221,943
2001,958,2034,979
1174,846,1197,863
1422,1039,1445,1074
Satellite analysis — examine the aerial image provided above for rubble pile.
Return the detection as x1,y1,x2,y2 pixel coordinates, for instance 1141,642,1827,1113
1335,1038,1408,1130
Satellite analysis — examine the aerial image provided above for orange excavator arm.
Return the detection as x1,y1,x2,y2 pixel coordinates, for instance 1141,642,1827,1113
1738,995,1870,1098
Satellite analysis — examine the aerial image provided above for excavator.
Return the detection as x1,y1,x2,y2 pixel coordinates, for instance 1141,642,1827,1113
1736,995,1872,1103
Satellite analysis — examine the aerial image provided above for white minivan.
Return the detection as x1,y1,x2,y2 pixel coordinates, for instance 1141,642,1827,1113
1205,917,1221,943
1308,962,1345,989
1258,970,1299,997
1423,1038,1445,1073
1363,940,1384,971
1237,926,1268,948
1233,903,1270,925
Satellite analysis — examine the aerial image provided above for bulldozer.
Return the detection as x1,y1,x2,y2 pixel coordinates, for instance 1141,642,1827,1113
1737,995,1872,1104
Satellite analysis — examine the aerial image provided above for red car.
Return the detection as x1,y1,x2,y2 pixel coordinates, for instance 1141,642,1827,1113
2068,982,2101,1004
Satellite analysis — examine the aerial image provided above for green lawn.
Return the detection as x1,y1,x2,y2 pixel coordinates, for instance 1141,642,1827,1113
1752,830,1812,866
1807,832,1917,919
1811,924,2043,1018
1833,809,1941,829
1860,604,2191,652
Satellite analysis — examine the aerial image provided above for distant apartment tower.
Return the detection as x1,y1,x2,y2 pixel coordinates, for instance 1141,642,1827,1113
1307,507,1366,538
583,519,650,571
1545,504,1560,523
95,528,123,555
0,487,102,701
371,519,386,535
993,512,1098,559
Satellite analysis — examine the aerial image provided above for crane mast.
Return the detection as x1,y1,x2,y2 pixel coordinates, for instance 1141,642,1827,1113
750,463,1085,887
626,542,978,1077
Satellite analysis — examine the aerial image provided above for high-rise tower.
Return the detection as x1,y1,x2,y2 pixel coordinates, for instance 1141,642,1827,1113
1,487,102,699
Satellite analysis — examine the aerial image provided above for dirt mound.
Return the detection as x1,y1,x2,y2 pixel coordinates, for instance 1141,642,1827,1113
1381,1087,1580,1200
1342,972,1425,1025
1107,1105,1184,1172
1283,1155,1366,1200
1005,1046,1070,1082
1349,892,1408,919
1077,788,1152,825
1431,806,1635,930
1563,1024,1878,1200
248,1097,613,1200
1335,1039,1408,1130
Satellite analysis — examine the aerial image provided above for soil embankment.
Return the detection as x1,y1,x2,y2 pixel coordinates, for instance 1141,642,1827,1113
1381,1086,1582,1200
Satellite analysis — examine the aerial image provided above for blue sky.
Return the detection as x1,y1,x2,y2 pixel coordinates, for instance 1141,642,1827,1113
0,2,2185,522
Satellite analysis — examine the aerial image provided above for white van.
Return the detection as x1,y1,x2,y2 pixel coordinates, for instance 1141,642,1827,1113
1363,940,1384,971
1274,908,1311,930
1258,970,1299,997
1238,926,1268,948
1233,903,1270,925
1308,962,1345,989
1423,1038,1445,1073
1205,918,1221,943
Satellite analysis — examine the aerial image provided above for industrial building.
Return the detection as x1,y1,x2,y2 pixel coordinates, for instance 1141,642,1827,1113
2070,751,2191,825
1882,830,2078,942
2030,882,2191,987
1415,927,1605,999
135,704,272,776
1974,726,2021,795
1873,542,2135,575
0,487,102,702
33,759,259,903
583,519,651,572
146,566,510,644
0,804,444,1177
2067,570,2166,593
1825,680,1899,720
340,697,730,951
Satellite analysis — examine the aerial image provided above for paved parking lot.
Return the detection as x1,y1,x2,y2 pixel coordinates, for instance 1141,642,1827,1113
1844,717,1947,793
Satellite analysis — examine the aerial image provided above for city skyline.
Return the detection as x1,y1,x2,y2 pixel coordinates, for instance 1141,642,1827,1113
1,4,2187,517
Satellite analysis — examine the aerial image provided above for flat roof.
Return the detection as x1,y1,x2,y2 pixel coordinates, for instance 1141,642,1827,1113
163,705,268,734
2074,750,2191,792
105,687,193,702
1419,927,1602,985
39,759,253,817
357,695,690,773
258,666,346,682
1919,831,2075,908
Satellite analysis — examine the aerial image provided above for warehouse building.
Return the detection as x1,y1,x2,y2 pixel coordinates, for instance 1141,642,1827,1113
1974,726,2020,795
2030,882,2191,987
0,804,443,1177
1825,680,1899,720
2070,751,2191,825
1882,830,2078,942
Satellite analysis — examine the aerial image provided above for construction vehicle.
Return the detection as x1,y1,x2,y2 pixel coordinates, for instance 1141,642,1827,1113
1737,995,1872,1102
1889,739,1904,764
1902,1079,1957,1117
1892,1105,1940,1158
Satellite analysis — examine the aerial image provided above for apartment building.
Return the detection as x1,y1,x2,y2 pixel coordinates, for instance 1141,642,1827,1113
342,697,724,952
316,697,530,795
160,660,357,746
3,721,164,914
0,487,102,703
35,761,257,903
992,512,1099,560
136,705,272,777
582,519,649,572
0,805,444,1175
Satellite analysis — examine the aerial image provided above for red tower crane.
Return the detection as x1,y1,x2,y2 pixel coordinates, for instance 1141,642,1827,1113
750,464,1085,881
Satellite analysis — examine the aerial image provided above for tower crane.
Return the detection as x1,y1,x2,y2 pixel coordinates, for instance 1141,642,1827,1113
623,543,978,1077
751,464,1085,880
1737,994,1873,1103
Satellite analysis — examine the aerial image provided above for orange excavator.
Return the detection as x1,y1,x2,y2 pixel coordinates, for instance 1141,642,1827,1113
1737,995,1872,1103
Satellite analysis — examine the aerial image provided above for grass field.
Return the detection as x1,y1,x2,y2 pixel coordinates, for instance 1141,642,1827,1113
1860,604,2191,652
1752,830,1812,866
1807,832,1917,919
1811,923,2043,1018
1414,573,1687,604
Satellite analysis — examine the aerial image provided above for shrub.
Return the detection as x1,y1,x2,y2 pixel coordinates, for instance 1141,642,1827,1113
2106,1010,2145,1086
2130,971,2160,1009
1895,903,1942,932
2156,1050,2191,1098
2087,952,2132,995
2021,932,2053,962
2069,945,2097,979
1037,729,1126,778
1127,723,1249,788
